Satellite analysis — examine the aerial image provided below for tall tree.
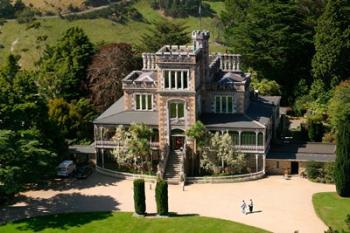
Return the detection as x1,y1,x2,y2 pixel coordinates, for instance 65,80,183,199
0,0,15,19
223,0,314,103
38,27,95,101
335,114,350,197
312,0,350,89
140,19,191,52
87,43,140,112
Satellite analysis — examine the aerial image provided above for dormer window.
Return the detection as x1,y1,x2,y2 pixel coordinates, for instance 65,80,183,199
135,94,153,111
215,96,236,113
164,70,189,90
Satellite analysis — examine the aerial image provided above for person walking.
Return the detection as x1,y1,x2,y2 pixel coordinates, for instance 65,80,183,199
240,200,247,214
249,199,254,213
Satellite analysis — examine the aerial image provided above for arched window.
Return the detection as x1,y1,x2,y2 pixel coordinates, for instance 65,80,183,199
258,132,264,146
241,132,256,145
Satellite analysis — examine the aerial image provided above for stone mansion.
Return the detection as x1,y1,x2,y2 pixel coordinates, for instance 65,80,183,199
93,30,283,182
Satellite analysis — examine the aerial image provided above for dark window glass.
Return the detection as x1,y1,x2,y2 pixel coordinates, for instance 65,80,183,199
215,96,220,113
241,132,256,145
258,132,263,145
164,71,169,88
221,97,227,113
177,71,182,88
141,95,146,110
170,103,177,118
178,103,184,118
228,97,233,113
171,71,176,88
147,95,152,110
183,72,188,89
136,95,140,110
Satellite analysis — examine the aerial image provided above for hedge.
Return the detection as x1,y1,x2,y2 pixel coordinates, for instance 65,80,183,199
133,179,146,215
155,180,168,216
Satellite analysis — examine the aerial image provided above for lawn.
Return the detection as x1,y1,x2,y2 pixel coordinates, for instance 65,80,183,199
0,212,269,233
0,0,226,69
313,192,350,232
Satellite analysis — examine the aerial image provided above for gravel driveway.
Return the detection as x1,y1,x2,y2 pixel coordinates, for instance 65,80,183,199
0,173,335,233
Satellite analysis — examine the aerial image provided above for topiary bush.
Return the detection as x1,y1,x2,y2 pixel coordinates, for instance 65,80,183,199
155,180,168,216
133,179,146,215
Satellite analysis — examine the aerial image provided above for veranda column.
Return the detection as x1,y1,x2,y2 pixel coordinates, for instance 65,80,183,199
255,154,259,172
238,130,242,146
101,148,105,168
255,130,258,150
263,154,266,174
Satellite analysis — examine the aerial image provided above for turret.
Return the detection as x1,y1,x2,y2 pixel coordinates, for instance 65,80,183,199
192,30,210,86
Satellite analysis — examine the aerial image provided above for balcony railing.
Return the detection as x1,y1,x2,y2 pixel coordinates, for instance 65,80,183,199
95,140,160,149
122,82,157,89
234,145,265,153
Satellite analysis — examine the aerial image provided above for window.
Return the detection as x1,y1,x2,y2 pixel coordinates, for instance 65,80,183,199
258,132,264,146
214,96,236,113
241,132,256,145
169,102,185,119
135,94,153,110
163,70,189,90
230,131,239,145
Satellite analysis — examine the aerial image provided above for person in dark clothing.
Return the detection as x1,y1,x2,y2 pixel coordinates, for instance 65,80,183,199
249,199,253,213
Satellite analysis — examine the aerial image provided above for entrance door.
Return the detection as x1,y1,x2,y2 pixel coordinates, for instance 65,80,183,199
291,161,299,174
171,136,185,150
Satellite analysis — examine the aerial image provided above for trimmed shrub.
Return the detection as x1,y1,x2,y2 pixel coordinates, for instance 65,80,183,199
346,214,350,229
335,116,350,197
133,179,146,215
155,180,168,216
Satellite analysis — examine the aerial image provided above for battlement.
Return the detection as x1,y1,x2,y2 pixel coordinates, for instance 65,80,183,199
142,53,156,70
219,54,241,72
192,30,210,40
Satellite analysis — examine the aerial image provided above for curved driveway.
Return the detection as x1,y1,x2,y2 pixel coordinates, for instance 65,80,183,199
1,173,335,233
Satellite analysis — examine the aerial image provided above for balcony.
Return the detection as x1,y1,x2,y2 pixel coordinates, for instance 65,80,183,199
95,140,160,149
234,145,265,153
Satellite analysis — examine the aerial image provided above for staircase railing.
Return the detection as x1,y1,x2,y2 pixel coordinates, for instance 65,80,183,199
157,143,169,180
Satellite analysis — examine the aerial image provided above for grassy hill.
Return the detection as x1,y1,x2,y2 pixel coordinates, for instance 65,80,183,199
0,0,226,69
22,0,86,13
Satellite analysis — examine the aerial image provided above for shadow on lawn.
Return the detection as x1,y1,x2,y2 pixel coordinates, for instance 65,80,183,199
16,212,113,232
0,192,119,230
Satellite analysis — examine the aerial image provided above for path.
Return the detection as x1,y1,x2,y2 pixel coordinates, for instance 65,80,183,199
0,173,335,233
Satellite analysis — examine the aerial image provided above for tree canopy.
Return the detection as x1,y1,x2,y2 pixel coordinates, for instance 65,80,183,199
312,0,350,89
87,43,140,112
38,27,95,101
139,19,191,52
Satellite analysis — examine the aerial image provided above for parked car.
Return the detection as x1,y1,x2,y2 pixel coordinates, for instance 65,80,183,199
57,160,76,177
75,165,93,179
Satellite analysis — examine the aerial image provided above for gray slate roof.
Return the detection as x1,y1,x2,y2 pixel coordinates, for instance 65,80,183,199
200,113,265,129
267,143,336,162
94,96,158,126
200,96,279,129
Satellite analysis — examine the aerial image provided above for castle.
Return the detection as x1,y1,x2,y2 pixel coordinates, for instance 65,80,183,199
93,30,282,182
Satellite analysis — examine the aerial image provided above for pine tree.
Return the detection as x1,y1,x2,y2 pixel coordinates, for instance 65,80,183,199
335,114,350,197
312,0,350,89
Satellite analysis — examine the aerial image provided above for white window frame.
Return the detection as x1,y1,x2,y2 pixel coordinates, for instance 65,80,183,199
163,69,189,90
214,95,236,113
169,102,185,119
135,94,153,111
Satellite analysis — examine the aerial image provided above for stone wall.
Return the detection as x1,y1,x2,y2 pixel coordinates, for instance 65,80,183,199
266,160,291,175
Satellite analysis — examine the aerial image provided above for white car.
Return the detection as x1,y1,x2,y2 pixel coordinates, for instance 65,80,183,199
57,160,76,177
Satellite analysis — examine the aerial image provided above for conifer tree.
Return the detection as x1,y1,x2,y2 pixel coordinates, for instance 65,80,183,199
312,0,350,89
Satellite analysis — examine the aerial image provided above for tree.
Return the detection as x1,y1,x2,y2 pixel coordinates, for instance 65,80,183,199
0,0,15,19
87,43,140,112
140,19,191,52
334,114,350,197
111,123,153,173
186,121,208,153
328,80,350,130
250,69,281,96
38,27,95,101
155,180,168,216
48,98,96,142
312,0,350,89
223,0,314,102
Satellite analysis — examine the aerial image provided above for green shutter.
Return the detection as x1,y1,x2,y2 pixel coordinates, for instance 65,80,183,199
136,95,140,110
147,95,152,110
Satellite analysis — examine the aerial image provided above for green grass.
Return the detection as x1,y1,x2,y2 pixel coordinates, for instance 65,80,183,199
0,212,269,233
313,192,350,232
0,0,226,69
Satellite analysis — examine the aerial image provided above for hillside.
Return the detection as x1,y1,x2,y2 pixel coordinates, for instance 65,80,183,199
0,0,226,69
22,0,86,13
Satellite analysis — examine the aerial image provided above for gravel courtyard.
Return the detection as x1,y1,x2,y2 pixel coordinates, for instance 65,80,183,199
1,173,335,233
